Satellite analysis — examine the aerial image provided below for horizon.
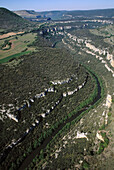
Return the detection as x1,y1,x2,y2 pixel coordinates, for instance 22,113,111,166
12,8,114,12
0,0,114,12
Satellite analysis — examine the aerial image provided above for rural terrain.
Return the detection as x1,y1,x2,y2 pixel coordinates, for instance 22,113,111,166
0,7,114,170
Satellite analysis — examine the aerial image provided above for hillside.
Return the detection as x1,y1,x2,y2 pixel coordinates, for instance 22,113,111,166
0,8,35,32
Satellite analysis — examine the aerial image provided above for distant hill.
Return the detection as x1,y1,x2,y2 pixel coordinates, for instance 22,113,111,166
38,11,66,20
0,8,34,32
42,9,114,20
14,10,52,21
66,8,114,18
14,10,67,20
14,10,41,19
14,8,114,21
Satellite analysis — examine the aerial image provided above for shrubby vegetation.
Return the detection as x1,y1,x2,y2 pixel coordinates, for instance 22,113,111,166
97,132,109,154
0,62,98,170
0,40,12,50
22,68,103,170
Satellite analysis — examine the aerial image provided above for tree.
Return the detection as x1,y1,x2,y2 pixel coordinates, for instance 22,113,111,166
33,140,38,149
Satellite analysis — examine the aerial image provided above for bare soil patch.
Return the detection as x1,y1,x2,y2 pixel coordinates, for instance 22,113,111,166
0,32,24,39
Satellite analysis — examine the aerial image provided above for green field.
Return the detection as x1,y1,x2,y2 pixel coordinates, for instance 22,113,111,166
0,51,31,63
0,32,37,62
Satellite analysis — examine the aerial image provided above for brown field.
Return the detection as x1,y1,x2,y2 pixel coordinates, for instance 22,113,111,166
0,31,24,39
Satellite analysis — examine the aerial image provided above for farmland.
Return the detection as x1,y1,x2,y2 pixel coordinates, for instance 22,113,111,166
0,32,37,63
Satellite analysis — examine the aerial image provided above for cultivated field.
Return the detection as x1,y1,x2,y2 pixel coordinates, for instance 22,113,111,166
0,32,37,63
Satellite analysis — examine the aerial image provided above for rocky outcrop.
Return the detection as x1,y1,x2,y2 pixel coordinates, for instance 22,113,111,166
96,131,104,142
106,94,112,108
63,31,114,77
76,131,88,140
